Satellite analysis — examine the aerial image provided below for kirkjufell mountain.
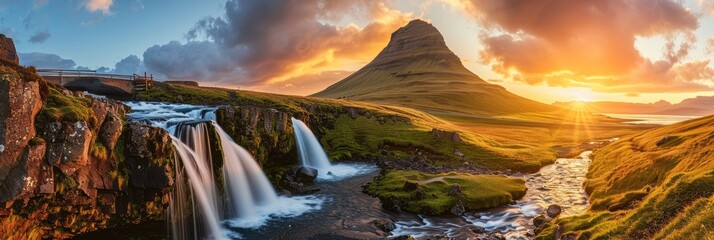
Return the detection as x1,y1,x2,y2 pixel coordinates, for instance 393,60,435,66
313,19,557,116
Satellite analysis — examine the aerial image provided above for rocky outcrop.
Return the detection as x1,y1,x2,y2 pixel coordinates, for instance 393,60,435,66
0,35,18,65
431,129,462,143
0,68,43,202
0,65,175,239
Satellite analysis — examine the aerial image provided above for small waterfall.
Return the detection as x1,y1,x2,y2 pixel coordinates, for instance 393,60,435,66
291,117,332,169
212,122,278,218
126,102,323,239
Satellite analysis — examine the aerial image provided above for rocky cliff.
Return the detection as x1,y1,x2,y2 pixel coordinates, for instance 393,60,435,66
0,60,174,239
0,35,19,65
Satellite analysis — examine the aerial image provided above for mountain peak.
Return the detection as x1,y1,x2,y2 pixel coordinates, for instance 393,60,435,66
313,19,556,116
367,19,457,68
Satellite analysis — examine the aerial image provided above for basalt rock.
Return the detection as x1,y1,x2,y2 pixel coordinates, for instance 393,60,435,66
431,128,462,143
0,34,19,64
0,68,175,239
0,70,43,202
547,204,563,218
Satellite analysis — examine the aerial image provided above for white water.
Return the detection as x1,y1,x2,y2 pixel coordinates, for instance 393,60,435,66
391,150,598,239
126,102,323,239
291,117,373,181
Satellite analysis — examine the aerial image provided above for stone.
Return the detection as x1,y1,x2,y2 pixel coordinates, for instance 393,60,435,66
99,112,123,150
454,148,465,158
656,136,669,146
471,226,486,234
371,218,396,233
382,196,402,213
431,128,461,143
533,214,548,228
547,204,563,218
450,200,466,216
295,166,318,183
0,34,19,64
43,121,92,167
0,72,42,188
447,183,464,197
125,123,173,189
559,232,579,240
403,181,419,191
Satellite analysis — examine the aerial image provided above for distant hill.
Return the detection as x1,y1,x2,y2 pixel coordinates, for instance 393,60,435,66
312,19,557,116
553,96,714,116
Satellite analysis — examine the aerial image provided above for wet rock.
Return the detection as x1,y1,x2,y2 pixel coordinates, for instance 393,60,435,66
533,214,548,228
391,236,416,240
471,226,486,234
286,181,320,195
382,196,402,213
447,183,464,197
486,233,506,240
403,181,419,191
547,204,563,218
295,166,318,183
450,200,465,216
125,123,173,189
370,218,396,233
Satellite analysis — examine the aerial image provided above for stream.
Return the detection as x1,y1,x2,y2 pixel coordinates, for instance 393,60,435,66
116,102,602,240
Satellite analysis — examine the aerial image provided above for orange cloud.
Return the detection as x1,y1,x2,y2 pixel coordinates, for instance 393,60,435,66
455,0,714,93
144,0,410,91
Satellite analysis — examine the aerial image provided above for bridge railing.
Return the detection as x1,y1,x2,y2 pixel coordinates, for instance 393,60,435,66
36,69,136,80
36,69,154,93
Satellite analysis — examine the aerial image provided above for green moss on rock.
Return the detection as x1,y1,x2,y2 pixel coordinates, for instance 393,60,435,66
365,170,526,215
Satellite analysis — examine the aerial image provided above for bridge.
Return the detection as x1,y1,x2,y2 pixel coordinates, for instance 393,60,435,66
37,69,153,97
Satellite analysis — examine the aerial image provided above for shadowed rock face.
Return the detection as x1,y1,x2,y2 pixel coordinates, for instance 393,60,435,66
313,19,556,116
0,35,19,65
0,61,175,239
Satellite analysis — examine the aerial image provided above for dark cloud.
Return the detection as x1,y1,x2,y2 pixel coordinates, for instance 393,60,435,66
143,0,409,87
19,52,76,69
28,30,50,44
113,55,143,74
456,0,712,93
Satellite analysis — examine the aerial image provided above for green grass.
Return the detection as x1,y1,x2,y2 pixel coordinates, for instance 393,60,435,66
365,170,526,215
535,115,714,239
38,87,96,125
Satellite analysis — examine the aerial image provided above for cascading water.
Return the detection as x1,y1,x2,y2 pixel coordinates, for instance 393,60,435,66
291,117,332,169
126,102,323,240
291,117,375,181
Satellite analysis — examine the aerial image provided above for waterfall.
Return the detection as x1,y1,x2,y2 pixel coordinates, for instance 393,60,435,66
125,102,323,239
212,122,278,218
291,117,332,169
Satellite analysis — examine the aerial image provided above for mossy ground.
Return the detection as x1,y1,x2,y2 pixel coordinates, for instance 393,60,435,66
535,115,714,239
365,170,526,215
135,83,645,173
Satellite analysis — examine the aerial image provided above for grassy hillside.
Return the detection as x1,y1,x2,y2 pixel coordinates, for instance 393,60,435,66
535,115,714,239
136,83,560,172
313,19,557,117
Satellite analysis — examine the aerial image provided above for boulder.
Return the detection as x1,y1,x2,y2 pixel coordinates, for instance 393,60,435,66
431,128,461,143
0,142,49,202
454,148,465,158
547,204,563,218
450,200,466,216
656,136,669,146
295,166,318,183
371,218,396,233
471,226,486,234
533,214,548,228
403,181,419,191
447,183,464,197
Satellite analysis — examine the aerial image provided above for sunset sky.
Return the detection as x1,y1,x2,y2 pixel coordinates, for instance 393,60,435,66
2,0,714,104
